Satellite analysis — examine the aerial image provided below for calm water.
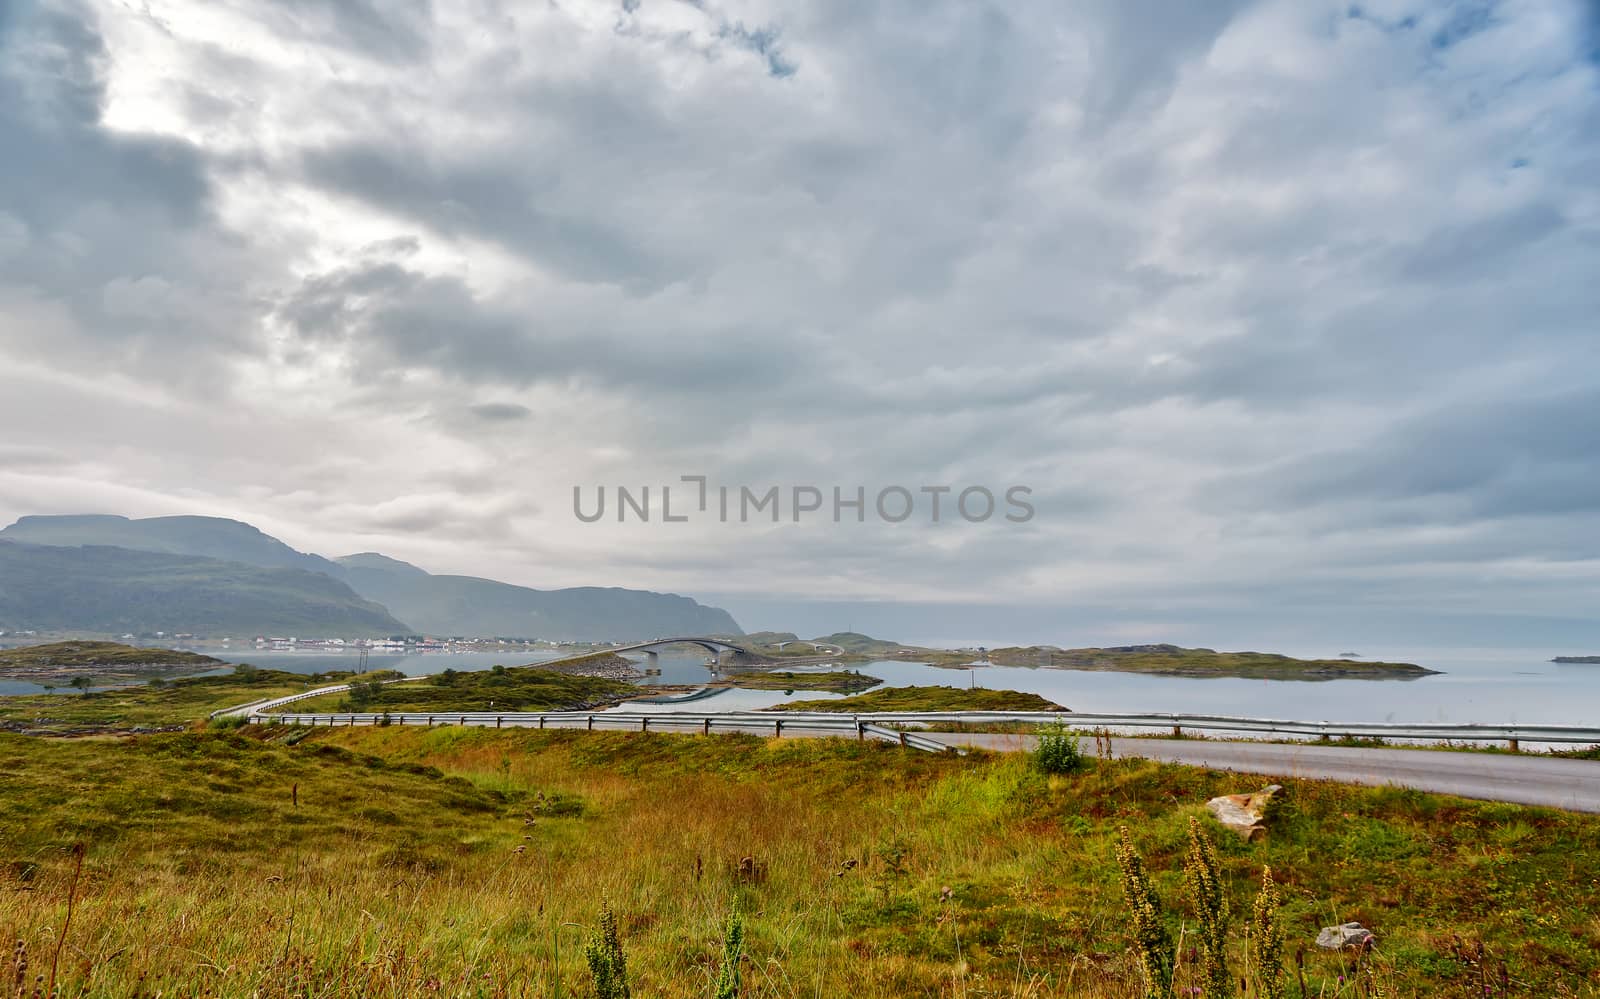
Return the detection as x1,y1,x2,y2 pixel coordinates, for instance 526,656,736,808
4,646,1598,726
627,647,1600,725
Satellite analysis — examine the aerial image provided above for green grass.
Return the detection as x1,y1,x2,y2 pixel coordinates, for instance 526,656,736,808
286,665,638,715
719,670,883,693
1,726,1597,996
766,685,1064,712
0,666,342,731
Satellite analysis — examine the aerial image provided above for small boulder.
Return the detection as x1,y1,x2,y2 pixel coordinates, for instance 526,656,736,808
1316,922,1377,951
1205,784,1284,841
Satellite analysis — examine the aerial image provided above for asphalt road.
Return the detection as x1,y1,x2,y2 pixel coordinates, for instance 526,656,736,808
921,732,1600,812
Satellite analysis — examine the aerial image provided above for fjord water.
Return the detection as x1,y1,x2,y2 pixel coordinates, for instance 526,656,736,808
627,648,1600,725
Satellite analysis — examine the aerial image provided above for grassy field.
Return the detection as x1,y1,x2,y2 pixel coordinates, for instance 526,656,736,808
286,665,638,715
768,686,1064,713
718,670,883,693
0,667,338,732
6,726,1594,997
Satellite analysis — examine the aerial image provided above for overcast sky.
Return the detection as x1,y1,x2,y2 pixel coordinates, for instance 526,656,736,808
1,0,1597,649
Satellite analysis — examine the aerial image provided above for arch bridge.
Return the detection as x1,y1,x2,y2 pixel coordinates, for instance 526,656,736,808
596,637,759,667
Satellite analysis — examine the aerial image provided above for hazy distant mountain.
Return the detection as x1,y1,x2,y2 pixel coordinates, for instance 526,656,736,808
0,515,343,576
0,540,409,636
334,552,742,641
1,515,742,641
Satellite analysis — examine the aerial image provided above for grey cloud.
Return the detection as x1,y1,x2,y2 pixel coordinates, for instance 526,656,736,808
1395,202,1567,282
258,0,434,63
467,402,533,422
1078,0,1256,128
0,0,267,383
1210,389,1600,522
301,141,679,289
274,258,823,396
0,444,71,470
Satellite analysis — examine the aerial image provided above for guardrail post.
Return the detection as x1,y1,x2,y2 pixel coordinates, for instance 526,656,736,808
775,719,783,736
538,715,545,730
899,731,908,748
587,715,594,731
460,716,467,726
703,718,711,735
1508,737,1519,753
857,721,865,741
427,716,434,727
641,717,649,732
496,716,502,729
1172,725,1182,738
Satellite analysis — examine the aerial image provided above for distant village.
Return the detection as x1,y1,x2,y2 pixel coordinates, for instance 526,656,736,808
0,629,608,653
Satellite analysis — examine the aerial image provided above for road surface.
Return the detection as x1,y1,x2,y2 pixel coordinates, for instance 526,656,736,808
921,732,1600,812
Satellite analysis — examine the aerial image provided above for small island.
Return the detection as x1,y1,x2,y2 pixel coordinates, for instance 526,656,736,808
1552,655,1600,664
737,633,1440,680
978,644,1438,680
0,641,223,683
766,686,1065,713
715,670,882,694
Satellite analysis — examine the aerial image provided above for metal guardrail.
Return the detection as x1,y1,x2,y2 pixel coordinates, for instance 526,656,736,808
245,706,1600,751
250,710,967,754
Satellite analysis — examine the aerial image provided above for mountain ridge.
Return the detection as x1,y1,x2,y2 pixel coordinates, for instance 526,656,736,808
0,514,742,640
0,539,411,636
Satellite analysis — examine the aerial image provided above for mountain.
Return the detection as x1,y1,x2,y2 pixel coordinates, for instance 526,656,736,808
1,515,743,641
334,553,742,641
0,540,410,636
0,515,343,577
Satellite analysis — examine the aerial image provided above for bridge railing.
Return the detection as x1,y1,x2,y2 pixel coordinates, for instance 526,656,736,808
246,708,1600,751
210,674,427,718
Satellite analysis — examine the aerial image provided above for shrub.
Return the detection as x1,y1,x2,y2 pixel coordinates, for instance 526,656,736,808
1114,826,1175,999
1183,817,1231,999
712,902,744,999
1250,865,1286,999
1033,722,1084,774
347,679,383,709
209,713,247,730
585,898,630,999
